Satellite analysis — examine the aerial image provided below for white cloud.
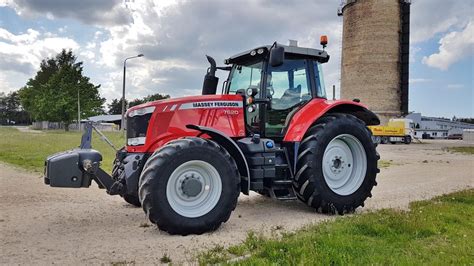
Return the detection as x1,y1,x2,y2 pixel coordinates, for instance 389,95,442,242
411,0,472,43
0,28,39,43
446,84,464,90
1,0,472,104
79,50,95,60
0,70,29,93
92,0,344,101
0,27,79,92
3,0,132,26
58,26,67,33
409,78,432,84
422,21,474,70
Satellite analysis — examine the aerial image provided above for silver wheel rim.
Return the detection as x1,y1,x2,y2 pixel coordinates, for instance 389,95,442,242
166,160,222,218
322,134,367,196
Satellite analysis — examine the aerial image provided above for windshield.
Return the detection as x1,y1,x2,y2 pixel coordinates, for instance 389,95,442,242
228,62,263,94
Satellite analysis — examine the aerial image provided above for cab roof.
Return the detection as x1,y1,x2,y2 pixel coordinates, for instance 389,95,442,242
224,43,330,65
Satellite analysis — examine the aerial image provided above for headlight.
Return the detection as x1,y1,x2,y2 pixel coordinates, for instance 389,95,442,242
127,137,146,146
128,106,155,117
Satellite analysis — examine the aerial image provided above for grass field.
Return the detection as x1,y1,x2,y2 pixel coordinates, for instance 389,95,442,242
0,127,124,173
199,189,474,265
446,146,474,155
378,160,392,168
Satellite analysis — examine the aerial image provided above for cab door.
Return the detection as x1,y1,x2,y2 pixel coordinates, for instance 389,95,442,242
264,59,313,138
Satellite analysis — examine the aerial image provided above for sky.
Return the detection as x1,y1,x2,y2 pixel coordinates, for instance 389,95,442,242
0,0,472,118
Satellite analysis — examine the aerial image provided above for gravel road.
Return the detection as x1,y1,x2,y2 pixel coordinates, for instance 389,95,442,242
1,140,473,264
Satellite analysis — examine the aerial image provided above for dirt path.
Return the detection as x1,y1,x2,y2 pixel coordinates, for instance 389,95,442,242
1,141,473,265
12,126,44,134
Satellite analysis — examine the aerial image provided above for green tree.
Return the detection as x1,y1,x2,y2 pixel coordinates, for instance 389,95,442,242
0,92,7,124
129,93,170,107
458,118,474,124
0,91,30,125
143,93,170,102
108,93,170,114
107,98,127,115
19,58,59,117
19,49,105,130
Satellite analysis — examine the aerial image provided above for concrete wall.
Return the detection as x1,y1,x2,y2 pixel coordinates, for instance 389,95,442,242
340,0,404,125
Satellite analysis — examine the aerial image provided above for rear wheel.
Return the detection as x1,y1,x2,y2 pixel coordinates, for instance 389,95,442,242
381,137,388,144
293,113,379,214
138,137,240,235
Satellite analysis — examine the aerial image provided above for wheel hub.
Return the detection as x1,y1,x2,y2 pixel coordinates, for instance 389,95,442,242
166,160,222,218
322,134,367,196
330,156,345,173
181,174,203,197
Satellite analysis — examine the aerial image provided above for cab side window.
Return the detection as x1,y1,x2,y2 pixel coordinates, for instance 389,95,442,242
267,59,311,110
313,61,327,98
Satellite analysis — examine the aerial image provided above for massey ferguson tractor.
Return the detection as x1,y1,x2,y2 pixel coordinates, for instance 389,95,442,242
44,39,380,235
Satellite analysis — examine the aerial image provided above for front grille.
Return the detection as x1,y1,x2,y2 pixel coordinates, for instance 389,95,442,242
127,113,152,145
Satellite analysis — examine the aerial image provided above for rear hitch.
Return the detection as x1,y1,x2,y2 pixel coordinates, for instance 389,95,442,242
44,121,125,196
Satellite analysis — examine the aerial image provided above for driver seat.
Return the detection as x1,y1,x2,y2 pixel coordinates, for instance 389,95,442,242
280,84,301,106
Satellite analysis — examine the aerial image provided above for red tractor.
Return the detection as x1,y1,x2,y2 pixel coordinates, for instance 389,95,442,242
45,40,380,235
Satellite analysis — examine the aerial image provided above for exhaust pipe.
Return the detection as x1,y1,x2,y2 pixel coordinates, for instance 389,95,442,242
202,55,219,95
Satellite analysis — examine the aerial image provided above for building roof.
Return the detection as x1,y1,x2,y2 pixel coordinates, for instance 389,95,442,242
87,114,122,122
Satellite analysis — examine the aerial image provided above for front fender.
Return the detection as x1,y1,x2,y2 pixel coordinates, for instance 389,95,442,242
283,99,380,142
186,124,250,195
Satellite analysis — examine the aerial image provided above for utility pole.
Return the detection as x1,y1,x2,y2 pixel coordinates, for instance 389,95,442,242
121,54,144,138
77,88,80,130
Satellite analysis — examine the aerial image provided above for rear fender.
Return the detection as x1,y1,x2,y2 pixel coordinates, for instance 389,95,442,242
186,124,250,195
283,99,380,142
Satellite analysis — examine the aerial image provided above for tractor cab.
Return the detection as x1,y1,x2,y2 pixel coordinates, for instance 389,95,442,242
223,42,330,138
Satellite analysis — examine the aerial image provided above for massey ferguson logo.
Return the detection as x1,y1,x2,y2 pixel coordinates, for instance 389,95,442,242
180,101,243,110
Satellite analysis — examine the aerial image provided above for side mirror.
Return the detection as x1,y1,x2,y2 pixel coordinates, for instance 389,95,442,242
269,46,284,67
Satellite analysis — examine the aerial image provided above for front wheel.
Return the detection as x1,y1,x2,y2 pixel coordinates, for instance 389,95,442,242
138,137,240,235
123,194,141,207
112,155,141,207
293,113,379,214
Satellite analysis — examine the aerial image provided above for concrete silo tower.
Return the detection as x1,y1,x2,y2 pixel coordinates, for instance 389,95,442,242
339,0,411,124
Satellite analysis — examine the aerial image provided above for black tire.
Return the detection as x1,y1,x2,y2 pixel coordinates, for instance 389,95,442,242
123,194,141,207
404,136,412,144
112,156,141,207
381,137,389,144
138,137,240,235
293,113,379,214
372,136,381,145
256,190,270,197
